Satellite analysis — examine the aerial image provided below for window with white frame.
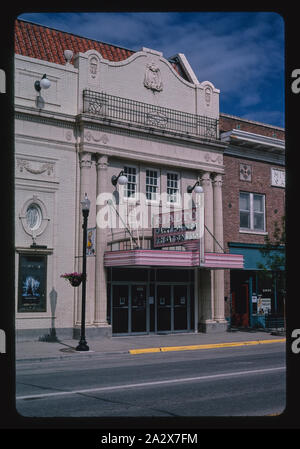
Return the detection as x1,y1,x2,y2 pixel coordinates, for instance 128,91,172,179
239,192,265,232
123,166,137,199
167,172,179,203
146,169,159,201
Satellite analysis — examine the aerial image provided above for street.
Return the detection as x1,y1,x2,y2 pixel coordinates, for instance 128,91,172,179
16,342,285,417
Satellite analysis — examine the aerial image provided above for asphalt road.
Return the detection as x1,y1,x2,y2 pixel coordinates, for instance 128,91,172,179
16,342,286,417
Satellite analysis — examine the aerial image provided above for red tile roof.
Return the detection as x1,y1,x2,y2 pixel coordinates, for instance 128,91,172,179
15,19,135,65
15,19,186,79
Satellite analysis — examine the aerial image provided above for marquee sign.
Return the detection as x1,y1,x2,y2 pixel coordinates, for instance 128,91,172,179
152,208,197,247
152,202,205,265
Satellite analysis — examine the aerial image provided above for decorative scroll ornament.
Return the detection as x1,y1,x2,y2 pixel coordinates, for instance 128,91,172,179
89,57,98,79
17,159,54,175
205,87,212,106
146,111,168,128
144,62,163,92
84,131,109,144
204,153,222,164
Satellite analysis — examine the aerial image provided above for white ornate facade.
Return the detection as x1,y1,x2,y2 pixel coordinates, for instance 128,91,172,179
15,20,240,340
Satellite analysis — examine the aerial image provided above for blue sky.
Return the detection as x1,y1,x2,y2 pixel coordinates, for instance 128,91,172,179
18,12,285,128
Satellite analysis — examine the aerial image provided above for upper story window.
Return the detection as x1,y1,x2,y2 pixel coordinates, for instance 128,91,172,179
146,169,159,201
239,192,265,232
123,166,137,199
167,172,180,204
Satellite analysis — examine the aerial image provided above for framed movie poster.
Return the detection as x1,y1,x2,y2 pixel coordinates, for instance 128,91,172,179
18,254,47,312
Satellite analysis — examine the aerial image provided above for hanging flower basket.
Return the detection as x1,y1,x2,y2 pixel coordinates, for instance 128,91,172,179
60,272,84,287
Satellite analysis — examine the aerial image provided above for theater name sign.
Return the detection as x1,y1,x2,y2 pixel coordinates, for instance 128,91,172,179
152,207,203,247
104,204,243,270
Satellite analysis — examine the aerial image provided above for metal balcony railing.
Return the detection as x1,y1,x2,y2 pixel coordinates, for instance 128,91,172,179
83,89,219,140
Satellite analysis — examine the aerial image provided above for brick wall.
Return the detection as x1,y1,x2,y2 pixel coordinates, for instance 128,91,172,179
220,114,285,141
222,154,285,301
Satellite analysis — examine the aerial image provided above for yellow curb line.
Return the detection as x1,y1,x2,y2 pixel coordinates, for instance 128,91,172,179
129,338,286,355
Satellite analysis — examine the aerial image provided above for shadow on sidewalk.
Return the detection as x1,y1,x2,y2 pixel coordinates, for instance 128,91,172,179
227,326,285,336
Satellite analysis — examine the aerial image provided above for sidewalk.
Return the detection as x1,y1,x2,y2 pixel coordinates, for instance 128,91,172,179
16,328,286,363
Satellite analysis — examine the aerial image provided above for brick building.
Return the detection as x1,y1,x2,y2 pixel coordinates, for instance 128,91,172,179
220,114,285,328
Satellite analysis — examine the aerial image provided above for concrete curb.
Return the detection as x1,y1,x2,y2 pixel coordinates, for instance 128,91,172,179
16,336,286,363
129,338,286,354
16,350,130,363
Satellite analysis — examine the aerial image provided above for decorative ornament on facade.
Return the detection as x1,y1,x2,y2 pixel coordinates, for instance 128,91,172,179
19,195,49,238
88,100,106,115
205,87,212,106
204,153,222,164
89,56,98,79
271,168,285,187
146,111,168,128
240,163,252,182
84,131,109,144
144,62,163,92
65,130,73,141
17,159,54,176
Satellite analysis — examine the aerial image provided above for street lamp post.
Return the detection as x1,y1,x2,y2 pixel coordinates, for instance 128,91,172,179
76,193,90,352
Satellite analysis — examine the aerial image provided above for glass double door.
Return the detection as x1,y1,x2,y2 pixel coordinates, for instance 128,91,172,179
112,283,190,334
112,284,147,334
157,284,189,332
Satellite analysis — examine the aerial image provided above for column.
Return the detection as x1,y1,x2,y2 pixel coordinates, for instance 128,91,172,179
212,173,227,328
94,155,110,330
201,171,214,252
197,171,214,331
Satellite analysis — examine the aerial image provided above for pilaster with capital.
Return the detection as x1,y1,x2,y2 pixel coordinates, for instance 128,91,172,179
76,152,93,325
197,171,214,330
212,173,224,252
200,171,214,252
79,152,93,197
94,154,109,326
212,173,226,325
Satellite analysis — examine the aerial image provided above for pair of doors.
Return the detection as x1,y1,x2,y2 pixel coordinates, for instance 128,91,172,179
231,283,249,327
157,284,188,332
112,284,147,334
112,284,189,334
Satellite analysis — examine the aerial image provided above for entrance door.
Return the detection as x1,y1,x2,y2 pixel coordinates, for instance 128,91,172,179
112,284,129,334
157,285,171,332
174,285,188,330
131,285,147,333
232,283,249,327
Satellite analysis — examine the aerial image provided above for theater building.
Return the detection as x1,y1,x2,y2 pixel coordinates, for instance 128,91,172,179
14,19,247,340
220,115,285,329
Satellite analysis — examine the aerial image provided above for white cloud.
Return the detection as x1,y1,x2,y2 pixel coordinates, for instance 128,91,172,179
18,11,284,127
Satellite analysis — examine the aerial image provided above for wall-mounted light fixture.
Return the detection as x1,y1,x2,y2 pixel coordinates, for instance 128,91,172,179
34,74,51,92
64,49,73,65
187,180,203,194
111,170,128,187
